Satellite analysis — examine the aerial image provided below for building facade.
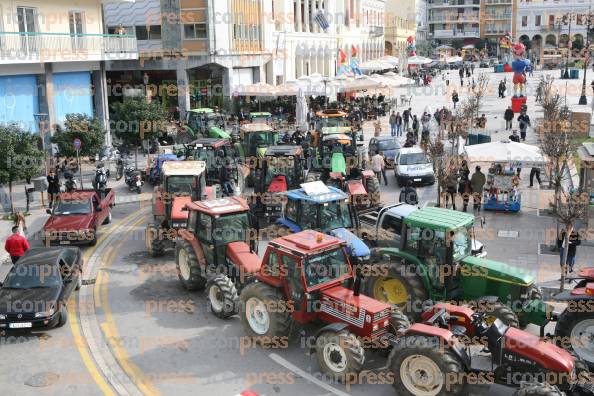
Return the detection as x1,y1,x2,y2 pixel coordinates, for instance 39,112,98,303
427,0,481,41
516,0,590,64
416,0,429,43
103,0,273,116
0,0,136,135
385,0,417,55
266,0,386,83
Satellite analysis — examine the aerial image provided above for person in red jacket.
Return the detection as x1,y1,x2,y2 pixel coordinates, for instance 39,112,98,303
5,226,30,264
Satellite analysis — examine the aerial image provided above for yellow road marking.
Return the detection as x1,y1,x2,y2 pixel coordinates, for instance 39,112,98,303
69,210,146,396
98,215,161,396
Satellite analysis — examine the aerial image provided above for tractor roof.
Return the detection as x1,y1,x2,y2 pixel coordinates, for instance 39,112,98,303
189,108,214,114
322,133,351,142
265,145,303,157
286,185,347,203
190,138,229,149
162,161,206,177
185,197,250,216
250,112,272,117
273,230,343,255
322,126,352,135
317,109,348,118
405,207,474,231
240,123,274,133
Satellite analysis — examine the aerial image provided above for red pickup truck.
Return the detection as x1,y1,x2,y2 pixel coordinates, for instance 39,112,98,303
43,189,115,246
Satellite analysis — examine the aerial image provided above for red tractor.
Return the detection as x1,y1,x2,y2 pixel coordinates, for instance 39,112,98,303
239,230,409,380
176,197,260,318
389,302,591,396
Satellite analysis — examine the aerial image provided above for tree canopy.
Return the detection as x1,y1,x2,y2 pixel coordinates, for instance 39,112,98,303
110,97,169,146
51,113,105,157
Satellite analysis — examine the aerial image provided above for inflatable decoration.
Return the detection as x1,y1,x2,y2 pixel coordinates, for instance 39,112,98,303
406,35,416,57
511,42,530,97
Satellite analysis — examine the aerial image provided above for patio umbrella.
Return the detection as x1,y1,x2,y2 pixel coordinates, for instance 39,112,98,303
436,44,453,50
233,82,277,97
462,44,475,49
406,56,432,65
463,140,545,167
295,88,308,127
446,56,463,63
380,55,400,66
381,73,413,86
359,60,395,71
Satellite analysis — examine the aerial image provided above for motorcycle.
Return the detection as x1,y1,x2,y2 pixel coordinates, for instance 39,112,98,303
93,163,108,192
124,165,144,194
63,171,78,193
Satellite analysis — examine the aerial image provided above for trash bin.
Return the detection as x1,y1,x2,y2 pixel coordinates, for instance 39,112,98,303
497,64,504,73
32,176,48,192
570,69,579,79
494,65,499,73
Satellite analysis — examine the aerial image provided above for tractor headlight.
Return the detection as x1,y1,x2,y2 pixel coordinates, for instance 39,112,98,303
372,323,379,332
35,307,55,318
0,314,5,320
360,255,370,261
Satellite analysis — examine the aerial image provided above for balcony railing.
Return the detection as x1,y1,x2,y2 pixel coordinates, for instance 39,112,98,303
428,13,480,22
369,26,384,37
483,13,512,19
432,29,480,37
0,32,138,64
430,0,480,7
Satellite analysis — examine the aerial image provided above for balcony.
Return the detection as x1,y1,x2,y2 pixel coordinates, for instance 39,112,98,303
428,13,480,22
484,0,512,4
0,32,138,65
369,26,384,37
432,29,480,38
483,13,512,20
429,0,480,7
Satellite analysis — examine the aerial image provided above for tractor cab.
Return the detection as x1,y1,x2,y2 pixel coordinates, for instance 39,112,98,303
277,182,370,261
315,109,350,131
249,112,273,124
187,138,243,191
183,197,258,276
184,108,228,139
148,153,185,185
238,123,279,159
252,230,391,336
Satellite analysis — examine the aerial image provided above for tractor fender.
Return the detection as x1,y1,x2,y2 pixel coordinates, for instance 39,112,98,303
389,324,471,370
475,295,500,304
552,288,594,301
371,247,434,296
329,228,370,258
310,322,350,353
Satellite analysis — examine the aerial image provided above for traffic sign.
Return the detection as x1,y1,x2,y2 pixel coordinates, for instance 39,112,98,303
73,138,82,151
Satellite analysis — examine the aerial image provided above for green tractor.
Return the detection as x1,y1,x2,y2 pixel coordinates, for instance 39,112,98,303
364,207,548,329
237,122,279,159
180,108,231,142
249,111,273,124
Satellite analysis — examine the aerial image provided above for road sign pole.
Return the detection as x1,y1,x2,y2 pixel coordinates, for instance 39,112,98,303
77,149,83,189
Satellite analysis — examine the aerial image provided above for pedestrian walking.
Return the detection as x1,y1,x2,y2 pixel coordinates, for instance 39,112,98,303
452,90,459,109
395,112,403,137
399,180,419,205
517,112,531,141
591,80,594,96
529,167,542,187
13,211,27,235
445,170,458,210
471,63,475,75
5,226,30,264
412,115,419,143
557,230,581,273
509,130,520,142
504,106,514,130
389,112,397,136
380,152,388,186
445,72,450,86
459,68,464,86
470,166,486,211
47,169,60,208
458,160,471,212
403,108,412,131
476,114,487,129
371,151,385,185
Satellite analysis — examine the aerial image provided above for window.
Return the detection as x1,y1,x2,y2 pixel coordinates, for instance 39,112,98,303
521,16,527,26
381,215,402,236
549,15,555,26
535,15,541,26
184,23,207,39
197,213,212,241
135,25,148,40
267,251,280,277
136,25,161,40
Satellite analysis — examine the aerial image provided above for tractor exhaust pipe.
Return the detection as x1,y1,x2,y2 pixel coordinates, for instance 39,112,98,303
352,262,363,296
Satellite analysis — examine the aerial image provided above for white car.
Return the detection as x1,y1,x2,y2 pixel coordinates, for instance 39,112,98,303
394,147,435,187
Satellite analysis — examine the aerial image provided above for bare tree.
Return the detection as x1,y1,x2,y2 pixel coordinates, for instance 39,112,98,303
425,137,457,207
550,190,589,291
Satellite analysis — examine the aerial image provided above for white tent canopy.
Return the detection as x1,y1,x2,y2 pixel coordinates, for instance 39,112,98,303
446,56,463,63
406,55,432,65
463,140,545,167
232,82,277,97
380,55,399,66
359,60,395,71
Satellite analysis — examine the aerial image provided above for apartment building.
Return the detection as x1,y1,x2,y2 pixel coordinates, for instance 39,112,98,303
0,0,137,135
385,0,417,55
516,0,590,63
266,0,386,83
427,0,481,41
103,0,272,115
480,0,516,41
417,0,429,43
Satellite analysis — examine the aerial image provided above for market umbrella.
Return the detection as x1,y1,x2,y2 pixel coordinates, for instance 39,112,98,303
406,56,432,65
295,88,308,127
463,140,545,167
462,44,475,49
381,73,413,86
436,44,453,50
446,56,463,63
359,60,395,71
380,55,400,66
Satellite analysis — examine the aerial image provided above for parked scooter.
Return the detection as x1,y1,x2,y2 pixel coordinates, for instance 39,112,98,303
124,165,144,194
63,171,78,193
93,163,108,192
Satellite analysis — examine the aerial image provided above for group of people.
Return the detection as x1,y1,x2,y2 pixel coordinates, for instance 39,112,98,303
444,162,487,212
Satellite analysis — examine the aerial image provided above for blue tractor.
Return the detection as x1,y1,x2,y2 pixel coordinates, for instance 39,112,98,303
276,185,370,262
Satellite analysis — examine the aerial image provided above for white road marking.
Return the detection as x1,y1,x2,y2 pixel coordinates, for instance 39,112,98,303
268,353,351,396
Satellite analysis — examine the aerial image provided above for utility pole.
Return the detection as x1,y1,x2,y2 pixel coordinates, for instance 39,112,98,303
579,9,593,105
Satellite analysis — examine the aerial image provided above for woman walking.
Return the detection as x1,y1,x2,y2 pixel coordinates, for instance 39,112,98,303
47,169,60,208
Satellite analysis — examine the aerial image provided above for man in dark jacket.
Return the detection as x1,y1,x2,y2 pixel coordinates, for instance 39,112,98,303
509,130,520,142
557,230,581,273
403,108,412,131
470,166,486,211
517,112,531,141
399,180,419,205
504,106,514,130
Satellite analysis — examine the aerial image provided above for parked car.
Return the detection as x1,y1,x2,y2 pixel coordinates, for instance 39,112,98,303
394,147,435,186
43,189,116,246
0,247,83,330
368,136,402,168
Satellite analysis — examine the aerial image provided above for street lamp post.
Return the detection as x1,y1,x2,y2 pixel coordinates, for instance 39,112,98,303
34,113,49,175
559,13,577,79
579,10,593,105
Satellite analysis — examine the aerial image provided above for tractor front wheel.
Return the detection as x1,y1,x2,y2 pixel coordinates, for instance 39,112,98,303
390,335,466,396
364,258,429,321
206,275,239,319
175,240,207,291
366,174,381,206
240,282,292,338
555,309,594,370
512,382,565,396
315,330,364,382
476,301,520,328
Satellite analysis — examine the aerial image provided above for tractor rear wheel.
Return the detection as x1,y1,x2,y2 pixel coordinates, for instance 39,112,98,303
389,309,411,334
240,282,292,338
475,301,520,328
316,330,364,382
206,275,239,319
364,258,429,322
555,309,594,370
512,382,565,396
305,172,321,183
175,240,207,291
366,175,381,206
527,284,543,300
390,335,466,396
146,223,164,257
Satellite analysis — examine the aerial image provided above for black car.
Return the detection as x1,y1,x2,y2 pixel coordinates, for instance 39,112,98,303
0,247,83,330
368,136,402,169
